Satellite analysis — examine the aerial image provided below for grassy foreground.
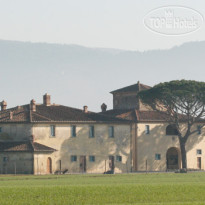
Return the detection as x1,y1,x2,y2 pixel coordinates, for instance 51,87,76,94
0,173,205,205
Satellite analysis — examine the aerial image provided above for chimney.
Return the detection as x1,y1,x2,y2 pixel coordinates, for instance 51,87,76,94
137,81,140,91
30,99,36,112
83,106,88,113
9,111,13,120
1,100,7,111
101,103,107,112
43,93,51,106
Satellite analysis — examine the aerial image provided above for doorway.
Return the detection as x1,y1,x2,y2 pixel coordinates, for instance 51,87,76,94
47,157,52,174
109,156,115,171
80,156,86,173
197,157,201,169
166,147,179,170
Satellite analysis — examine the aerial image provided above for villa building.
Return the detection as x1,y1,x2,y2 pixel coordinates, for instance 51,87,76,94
0,94,132,174
0,81,204,174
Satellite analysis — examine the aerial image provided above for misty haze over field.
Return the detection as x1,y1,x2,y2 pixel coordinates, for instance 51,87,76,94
0,40,204,111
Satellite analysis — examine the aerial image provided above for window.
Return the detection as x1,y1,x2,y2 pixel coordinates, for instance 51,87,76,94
197,149,202,155
89,156,95,162
166,125,179,136
71,125,76,137
71,155,77,162
155,154,161,160
89,126,95,138
50,125,55,137
3,157,8,162
197,125,201,135
145,125,150,134
109,126,114,138
116,156,122,162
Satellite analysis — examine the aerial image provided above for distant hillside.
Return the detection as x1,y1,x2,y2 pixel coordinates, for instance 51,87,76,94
0,40,204,111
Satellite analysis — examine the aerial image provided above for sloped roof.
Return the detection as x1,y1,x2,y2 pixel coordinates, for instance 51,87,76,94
100,109,168,122
0,105,30,123
101,109,137,121
135,110,168,122
0,104,130,123
100,109,200,123
110,82,151,94
0,141,56,152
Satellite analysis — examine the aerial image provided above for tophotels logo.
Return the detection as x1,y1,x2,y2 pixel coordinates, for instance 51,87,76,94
144,6,204,36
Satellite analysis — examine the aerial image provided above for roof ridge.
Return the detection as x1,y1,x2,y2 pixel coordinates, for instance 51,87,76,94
0,104,30,113
110,82,151,94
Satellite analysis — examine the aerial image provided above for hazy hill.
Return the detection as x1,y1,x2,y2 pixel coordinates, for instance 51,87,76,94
0,40,204,111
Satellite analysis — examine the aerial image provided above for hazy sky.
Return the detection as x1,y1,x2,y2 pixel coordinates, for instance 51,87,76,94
0,0,205,51
0,0,205,111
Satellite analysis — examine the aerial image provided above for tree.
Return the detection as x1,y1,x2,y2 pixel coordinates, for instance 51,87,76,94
137,80,205,170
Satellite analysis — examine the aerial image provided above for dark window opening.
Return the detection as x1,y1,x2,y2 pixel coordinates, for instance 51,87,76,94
89,126,95,138
71,125,76,137
89,156,95,162
109,126,114,138
166,125,179,136
71,155,77,162
50,125,56,137
116,156,122,162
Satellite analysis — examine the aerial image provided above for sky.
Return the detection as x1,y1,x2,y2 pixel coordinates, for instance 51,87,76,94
0,0,205,111
0,0,205,51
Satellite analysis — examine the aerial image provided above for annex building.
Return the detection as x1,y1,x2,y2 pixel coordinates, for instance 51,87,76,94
0,82,204,174
102,82,205,171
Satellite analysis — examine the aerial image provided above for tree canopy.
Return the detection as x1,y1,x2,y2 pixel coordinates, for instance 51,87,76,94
138,80,205,124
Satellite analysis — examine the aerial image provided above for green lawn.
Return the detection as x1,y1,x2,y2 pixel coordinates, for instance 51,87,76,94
0,173,205,205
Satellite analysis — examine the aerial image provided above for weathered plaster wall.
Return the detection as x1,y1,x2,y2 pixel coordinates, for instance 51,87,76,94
0,124,32,141
113,93,152,111
113,93,139,110
186,124,205,170
0,152,33,174
137,123,205,171
32,123,131,174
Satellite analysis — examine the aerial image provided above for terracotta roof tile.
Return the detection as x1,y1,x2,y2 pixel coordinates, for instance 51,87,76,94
32,142,56,152
0,141,56,152
0,105,30,122
101,109,196,123
0,104,129,123
111,82,151,94
135,110,168,122
101,109,168,122
101,109,137,121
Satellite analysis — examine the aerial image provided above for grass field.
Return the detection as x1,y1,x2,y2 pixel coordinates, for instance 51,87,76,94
0,173,205,205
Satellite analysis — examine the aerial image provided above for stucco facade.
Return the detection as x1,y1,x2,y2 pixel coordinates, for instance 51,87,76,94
135,123,205,171
0,123,32,141
32,123,132,174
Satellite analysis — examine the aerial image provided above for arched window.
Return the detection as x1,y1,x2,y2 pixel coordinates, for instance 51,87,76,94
166,125,179,136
